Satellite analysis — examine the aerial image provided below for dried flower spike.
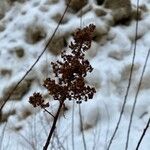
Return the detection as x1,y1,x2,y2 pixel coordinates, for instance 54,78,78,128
43,24,96,103
29,24,96,105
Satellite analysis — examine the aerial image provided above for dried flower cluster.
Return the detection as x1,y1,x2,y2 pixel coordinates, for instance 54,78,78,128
29,24,96,107
29,92,49,108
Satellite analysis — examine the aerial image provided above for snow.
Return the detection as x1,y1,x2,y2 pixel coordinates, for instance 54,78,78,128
0,0,150,150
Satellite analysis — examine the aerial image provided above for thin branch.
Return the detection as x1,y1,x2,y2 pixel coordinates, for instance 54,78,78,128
125,48,150,150
15,126,36,150
92,111,101,150
33,113,38,150
107,0,140,149
43,100,64,150
79,104,87,150
78,10,87,150
39,113,48,136
103,100,110,149
135,117,150,150
0,0,71,114
43,108,55,118
71,100,75,150
54,130,66,150
0,123,7,150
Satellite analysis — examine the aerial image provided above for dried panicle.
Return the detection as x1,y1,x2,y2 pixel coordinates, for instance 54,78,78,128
69,24,96,56
51,54,93,83
29,24,96,107
29,92,49,108
43,78,68,101
43,24,96,103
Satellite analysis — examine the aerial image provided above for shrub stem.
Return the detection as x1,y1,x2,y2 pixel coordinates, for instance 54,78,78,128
43,100,64,150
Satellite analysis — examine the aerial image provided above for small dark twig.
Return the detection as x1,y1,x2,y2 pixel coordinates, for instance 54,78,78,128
125,48,150,150
44,108,55,118
135,118,150,150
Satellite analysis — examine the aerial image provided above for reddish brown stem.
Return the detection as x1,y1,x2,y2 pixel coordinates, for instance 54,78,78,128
43,108,55,118
43,100,64,150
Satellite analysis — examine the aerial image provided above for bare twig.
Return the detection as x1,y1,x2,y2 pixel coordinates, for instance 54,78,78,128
0,123,7,150
107,0,140,149
33,113,38,150
54,130,66,150
78,9,87,150
43,108,55,118
43,100,64,150
79,104,87,150
71,100,75,150
92,111,101,150
39,113,48,137
103,100,110,149
135,117,150,150
125,48,150,150
14,124,37,150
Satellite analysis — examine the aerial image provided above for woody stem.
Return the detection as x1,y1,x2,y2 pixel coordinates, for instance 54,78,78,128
43,100,64,150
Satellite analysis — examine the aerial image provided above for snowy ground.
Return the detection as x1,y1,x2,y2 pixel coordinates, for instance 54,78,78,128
0,0,150,150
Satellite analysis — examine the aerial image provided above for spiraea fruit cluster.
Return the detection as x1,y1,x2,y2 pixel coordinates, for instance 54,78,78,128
29,24,96,107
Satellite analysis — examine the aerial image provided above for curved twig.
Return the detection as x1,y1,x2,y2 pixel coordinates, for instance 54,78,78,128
71,100,75,150
79,104,87,150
